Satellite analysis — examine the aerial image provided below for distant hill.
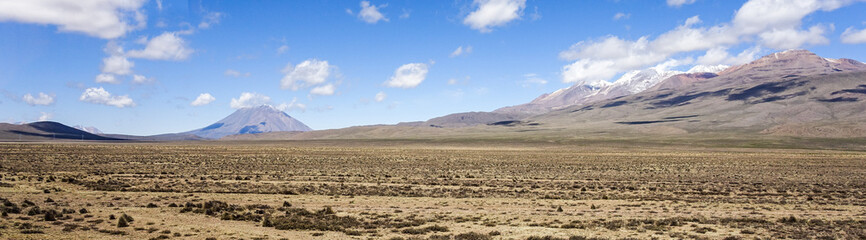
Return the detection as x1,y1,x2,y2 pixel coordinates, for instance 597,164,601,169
185,105,312,139
0,121,123,141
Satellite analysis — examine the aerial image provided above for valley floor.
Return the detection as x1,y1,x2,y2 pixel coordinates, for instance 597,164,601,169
0,140,865,239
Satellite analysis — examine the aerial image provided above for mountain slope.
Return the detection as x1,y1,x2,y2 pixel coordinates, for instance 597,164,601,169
186,105,312,139
496,65,728,116
0,121,123,141
424,64,729,127
529,50,866,137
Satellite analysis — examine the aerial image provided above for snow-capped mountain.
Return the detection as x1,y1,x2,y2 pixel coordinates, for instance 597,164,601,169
185,105,312,139
496,64,728,115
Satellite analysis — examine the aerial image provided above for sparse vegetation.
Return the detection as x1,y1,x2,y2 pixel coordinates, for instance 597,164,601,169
0,141,864,239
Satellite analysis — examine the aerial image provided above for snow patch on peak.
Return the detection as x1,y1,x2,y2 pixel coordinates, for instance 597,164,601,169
586,80,612,89
609,68,682,94
687,65,729,74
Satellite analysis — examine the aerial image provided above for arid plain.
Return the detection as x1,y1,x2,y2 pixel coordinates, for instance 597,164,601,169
1,139,864,240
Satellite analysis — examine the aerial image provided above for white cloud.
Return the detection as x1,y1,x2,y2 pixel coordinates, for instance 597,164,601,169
385,63,428,88
23,92,55,106
358,1,388,24
447,78,458,85
310,83,336,96
400,9,411,19
190,93,215,106
758,25,829,49
613,12,630,20
561,59,619,84
667,0,696,7
841,26,866,44
101,55,134,75
374,91,386,102
38,112,53,121
558,0,859,84
156,0,163,11
277,45,289,54
696,46,762,66
79,87,135,108
281,59,334,90
230,92,271,109
131,74,154,84
731,0,849,36
275,97,306,112
95,73,121,84
450,45,473,57
198,12,223,29
463,0,526,33
224,69,250,78
127,32,193,60
0,0,147,39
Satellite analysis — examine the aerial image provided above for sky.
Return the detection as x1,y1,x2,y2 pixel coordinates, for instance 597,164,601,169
1,0,866,135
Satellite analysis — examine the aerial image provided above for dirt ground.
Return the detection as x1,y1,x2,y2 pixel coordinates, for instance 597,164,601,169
1,141,864,239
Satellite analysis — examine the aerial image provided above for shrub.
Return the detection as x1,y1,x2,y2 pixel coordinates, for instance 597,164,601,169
117,217,129,228
43,210,56,221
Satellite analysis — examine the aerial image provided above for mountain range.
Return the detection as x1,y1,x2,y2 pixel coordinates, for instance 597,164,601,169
1,49,864,141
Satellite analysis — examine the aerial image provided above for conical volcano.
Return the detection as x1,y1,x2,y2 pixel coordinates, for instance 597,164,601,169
187,105,312,139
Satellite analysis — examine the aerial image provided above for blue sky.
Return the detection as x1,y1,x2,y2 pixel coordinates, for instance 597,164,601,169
1,0,866,135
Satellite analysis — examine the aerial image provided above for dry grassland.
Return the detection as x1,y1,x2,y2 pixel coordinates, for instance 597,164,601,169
0,141,864,239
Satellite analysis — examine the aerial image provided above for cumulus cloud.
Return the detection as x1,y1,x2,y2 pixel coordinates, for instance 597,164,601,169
38,112,53,121
696,46,762,66
385,63,428,88
281,59,334,90
275,97,306,112
358,1,388,24
667,0,696,7
310,83,336,96
127,32,193,60
374,91,386,102
95,73,121,84
23,92,55,106
613,12,630,20
450,46,473,57
79,87,135,108
198,12,223,29
463,0,526,33
731,0,847,36
758,25,829,49
0,0,146,39
101,55,134,76
558,0,856,84
230,92,270,109
191,93,215,106
841,26,866,44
